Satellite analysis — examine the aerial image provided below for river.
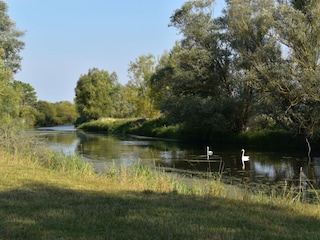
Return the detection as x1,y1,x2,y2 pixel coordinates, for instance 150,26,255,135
35,125,320,193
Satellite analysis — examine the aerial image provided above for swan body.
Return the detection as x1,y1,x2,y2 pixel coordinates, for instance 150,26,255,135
241,149,249,161
241,149,249,169
207,146,213,160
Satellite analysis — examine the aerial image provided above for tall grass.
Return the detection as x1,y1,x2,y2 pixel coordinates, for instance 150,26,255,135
40,151,94,175
0,124,94,175
77,117,141,134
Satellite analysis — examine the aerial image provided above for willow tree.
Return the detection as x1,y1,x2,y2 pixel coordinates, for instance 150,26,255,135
251,1,319,140
222,0,320,149
265,0,320,157
217,0,282,131
220,0,320,141
156,0,236,136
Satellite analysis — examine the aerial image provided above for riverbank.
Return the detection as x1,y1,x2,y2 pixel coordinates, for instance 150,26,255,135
77,117,182,140
77,117,311,151
1,149,319,239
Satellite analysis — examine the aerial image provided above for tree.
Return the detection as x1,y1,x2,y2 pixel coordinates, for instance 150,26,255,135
0,59,20,124
218,0,280,131
263,0,320,138
35,101,57,126
126,54,160,118
217,0,320,149
74,68,118,120
12,80,38,125
154,0,236,136
34,100,78,126
0,1,24,125
54,101,78,125
149,51,175,110
0,1,25,73
110,83,134,118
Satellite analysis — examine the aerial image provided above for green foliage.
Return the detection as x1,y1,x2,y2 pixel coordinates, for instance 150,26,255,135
34,100,56,126
151,0,238,136
77,119,116,133
0,1,25,73
162,95,237,136
110,83,135,118
77,118,145,134
0,77,20,120
149,0,320,142
77,117,182,139
232,129,301,150
35,100,77,126
0,1,30,128
12,80,38,125
149,51,175,109
148,124,181,139
270,2,320,137
54,101,78,125
74,68,120,120
126,54,160,118
129,117,182,138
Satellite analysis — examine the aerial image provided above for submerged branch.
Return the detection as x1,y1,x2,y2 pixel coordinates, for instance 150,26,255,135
305,137,311,163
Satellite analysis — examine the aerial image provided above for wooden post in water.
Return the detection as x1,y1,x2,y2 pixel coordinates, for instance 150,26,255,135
299,167,302,194
299,167,308,202
206,146,213,175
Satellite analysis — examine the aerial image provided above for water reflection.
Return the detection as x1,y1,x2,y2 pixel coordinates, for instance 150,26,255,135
34,126,320,190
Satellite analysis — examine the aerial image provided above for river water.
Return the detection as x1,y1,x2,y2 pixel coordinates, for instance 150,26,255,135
35,126,320,192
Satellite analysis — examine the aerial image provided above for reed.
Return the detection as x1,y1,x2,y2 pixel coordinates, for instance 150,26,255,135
40,151,94,175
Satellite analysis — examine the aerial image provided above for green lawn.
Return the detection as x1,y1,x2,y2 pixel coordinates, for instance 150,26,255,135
0,155,319,239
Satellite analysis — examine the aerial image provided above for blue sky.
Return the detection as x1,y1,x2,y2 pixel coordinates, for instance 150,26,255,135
6,0,225,103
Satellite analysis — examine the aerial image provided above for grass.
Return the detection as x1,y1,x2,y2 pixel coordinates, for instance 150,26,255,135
77,117,183,139
0,149,320,239
77,117,144,134
0,128,319,239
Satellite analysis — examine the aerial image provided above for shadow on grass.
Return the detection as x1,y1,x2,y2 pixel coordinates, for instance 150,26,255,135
0,182,319,239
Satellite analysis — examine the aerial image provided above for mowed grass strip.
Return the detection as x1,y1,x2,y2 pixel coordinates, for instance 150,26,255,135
0,156,320,239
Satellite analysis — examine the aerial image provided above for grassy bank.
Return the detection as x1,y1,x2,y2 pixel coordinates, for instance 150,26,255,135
77,118,308,150
1,144,320,239
77,117,183,140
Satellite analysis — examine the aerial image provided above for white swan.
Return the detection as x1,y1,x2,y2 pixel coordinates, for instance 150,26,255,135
241,149,249,169
207,146,213,160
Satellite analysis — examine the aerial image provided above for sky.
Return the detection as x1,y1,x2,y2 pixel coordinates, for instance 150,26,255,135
6,0,226,103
